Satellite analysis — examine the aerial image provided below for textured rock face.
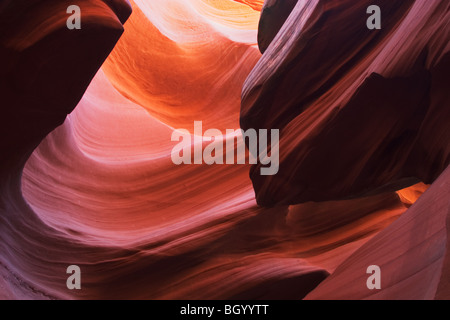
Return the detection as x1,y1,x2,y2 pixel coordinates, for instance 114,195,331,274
0,0,448,300
101,0,262,131
242,0,450,300
0,0,132,173
1,0,333,300
257,0,298,53
435,205,450,300
0,0,132,299
305,165,450,300
241,0,449,206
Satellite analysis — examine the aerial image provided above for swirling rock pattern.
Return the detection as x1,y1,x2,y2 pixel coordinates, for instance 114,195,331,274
242,0,450,206
0,0,448,300
257,0,298,53
0,0,131,172
305,165,450,300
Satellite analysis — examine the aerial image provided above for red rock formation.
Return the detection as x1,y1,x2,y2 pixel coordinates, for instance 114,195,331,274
241,0,449,206
257,0,298,53
0,0,131,172
0,0,447,300
0,0,132,299
305,165,450,300
1,0,339,299
435,203,450,300
102,0,261,131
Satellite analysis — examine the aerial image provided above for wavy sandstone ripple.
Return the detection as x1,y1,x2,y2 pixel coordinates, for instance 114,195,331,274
0,0,448,300
242,0,449,206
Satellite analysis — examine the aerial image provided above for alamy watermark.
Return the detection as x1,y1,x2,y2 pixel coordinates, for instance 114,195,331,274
66,4,381,31
366,265,381,290
171,121,279,176
66,265,81,290
367,5,381,30
66,5,81,30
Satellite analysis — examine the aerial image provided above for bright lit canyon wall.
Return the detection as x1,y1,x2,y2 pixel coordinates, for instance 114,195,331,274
0,0,449,299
